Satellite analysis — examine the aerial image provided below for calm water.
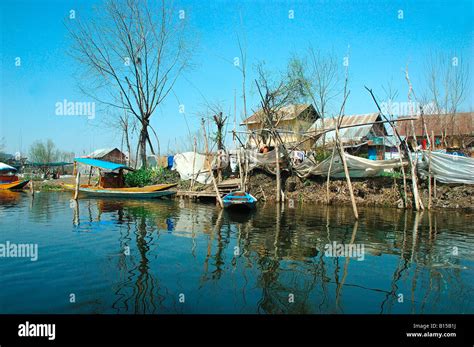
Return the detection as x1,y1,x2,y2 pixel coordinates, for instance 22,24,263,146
0,190,473,314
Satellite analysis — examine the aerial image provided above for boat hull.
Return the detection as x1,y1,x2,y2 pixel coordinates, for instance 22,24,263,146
77,188,176,199
0,180,30,190
222,192,257,210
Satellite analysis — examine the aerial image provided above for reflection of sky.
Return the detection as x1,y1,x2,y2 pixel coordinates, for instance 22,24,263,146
0,192,473,314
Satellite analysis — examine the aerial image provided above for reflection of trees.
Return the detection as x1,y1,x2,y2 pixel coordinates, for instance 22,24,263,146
70,196,471,314
97,199,177,313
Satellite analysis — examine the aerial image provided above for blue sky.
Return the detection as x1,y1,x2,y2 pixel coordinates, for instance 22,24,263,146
1,0,473,156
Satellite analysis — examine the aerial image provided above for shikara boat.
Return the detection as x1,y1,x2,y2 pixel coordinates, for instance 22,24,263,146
72,158,177,199
73,184,177,199
222,191,257,210
0,162,30,190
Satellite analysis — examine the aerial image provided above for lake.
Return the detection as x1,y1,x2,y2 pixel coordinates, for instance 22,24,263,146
0,190,473,314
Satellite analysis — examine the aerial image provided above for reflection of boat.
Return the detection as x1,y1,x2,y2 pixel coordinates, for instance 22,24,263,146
0,162,30,190
72,158,177,199
222,191,257,210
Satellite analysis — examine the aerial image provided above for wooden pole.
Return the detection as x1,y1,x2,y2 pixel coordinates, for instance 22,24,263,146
396,143,408,208
336,134,358,220
202,119,223,208
87,166,93,186
190,137,197,191
326,145,337,204
428,143,432,210
275,145,281,203
29,180,34,197
73,172,81,200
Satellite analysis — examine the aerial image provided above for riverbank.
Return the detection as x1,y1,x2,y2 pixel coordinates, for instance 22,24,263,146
248,170,474,211
28,171,473,211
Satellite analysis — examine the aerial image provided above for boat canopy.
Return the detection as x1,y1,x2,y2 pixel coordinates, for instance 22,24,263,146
74,158,133,171
28,161,73,167
0,162,17,173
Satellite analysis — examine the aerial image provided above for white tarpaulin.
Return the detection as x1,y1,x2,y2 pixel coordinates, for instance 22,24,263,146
172,152,212,184
418,151,474,184
294,153,404,178
172,151,229,185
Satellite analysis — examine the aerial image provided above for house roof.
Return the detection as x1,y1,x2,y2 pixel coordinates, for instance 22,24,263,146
87,148,124,159
241,104,316,125
397,112,474,137
74,158,132,171
308,113,383,145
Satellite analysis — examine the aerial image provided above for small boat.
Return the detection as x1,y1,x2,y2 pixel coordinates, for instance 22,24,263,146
0,162,30,190
222,191,257,210
72,157,177,199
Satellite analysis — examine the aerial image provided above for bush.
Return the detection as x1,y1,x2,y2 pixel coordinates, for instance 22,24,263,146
124,168,154,187
124,167,181,187
313,147,332,162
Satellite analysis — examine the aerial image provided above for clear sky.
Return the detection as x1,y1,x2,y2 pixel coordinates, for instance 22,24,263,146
1,0,473,156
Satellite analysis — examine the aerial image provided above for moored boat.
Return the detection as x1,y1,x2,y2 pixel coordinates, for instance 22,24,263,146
0,162,30,190
222,191,257,210
72,158,177,199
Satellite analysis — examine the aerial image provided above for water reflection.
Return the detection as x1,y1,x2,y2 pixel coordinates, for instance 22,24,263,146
0,191,472,314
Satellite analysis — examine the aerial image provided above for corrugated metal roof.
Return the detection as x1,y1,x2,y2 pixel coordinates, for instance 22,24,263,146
308,113,381,145
241,104,316,125
397,112,473,137
88,148,118,158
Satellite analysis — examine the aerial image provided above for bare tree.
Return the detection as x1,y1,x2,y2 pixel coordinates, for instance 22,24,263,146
422,52,470,145
254,62,305,147
67,0,194,167
29,139,59,175
289,47,342,151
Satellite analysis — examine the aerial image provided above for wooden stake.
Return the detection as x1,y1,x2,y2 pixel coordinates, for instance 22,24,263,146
326,145,337,204
87,166,93,185
337,140,358,220
275,145,281,203
202,119,223,208
29,180,34,197
73,172,81,200
428,145,432,210
190,137,197,191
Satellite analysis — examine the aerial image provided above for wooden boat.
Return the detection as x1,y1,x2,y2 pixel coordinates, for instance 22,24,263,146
0,162,30,190
77,186,176,199
222,191,257,210
0,180,30,190
72,158,177,199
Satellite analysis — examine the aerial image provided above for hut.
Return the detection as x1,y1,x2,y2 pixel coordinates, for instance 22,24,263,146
87,148,127,164
397,112,474,155
307,113,389,159
241,104,320,150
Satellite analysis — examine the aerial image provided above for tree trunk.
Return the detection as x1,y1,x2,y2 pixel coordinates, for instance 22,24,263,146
139,127,148,168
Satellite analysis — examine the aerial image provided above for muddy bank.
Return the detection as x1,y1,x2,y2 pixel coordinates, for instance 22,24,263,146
248,170,474,211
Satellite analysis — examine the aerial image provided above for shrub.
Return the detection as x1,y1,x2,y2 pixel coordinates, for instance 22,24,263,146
124,168,153,187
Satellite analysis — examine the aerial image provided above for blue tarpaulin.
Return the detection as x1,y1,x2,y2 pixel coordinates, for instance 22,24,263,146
74,158,132,171
167,156,174,168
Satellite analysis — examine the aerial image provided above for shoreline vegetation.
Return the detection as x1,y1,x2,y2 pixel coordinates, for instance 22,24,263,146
25,170,473,211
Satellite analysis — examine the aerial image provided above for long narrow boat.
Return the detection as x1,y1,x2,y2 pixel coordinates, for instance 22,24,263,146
72,158,177,199
222,191,257,210
0,162,30,190
77,187,176,199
